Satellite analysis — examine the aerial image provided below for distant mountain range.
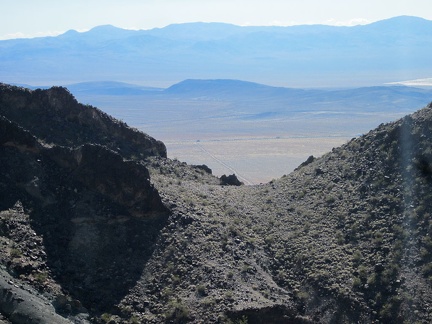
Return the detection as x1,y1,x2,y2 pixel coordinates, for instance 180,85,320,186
15,78,432,143
8,79,430,165
1,16,431,87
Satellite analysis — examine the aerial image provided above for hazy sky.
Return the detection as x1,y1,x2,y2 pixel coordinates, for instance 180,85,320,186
1,0,432,40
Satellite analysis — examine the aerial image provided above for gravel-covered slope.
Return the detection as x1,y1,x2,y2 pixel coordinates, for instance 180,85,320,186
129,103,432,323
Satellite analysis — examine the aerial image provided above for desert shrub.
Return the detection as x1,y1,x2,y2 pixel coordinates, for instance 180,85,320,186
172,274,180,286
336,231,344,245
352,250,362,266
295,290,309,301
165,299,190,322
367,273,377,286
161,287,173,300
201,297,216,308
196,284,207,296
34,271,48,283
372,231,383,246
352,276,362,289
224,290,234,301
379,296,403,321
129,315,140,324
358,265,368,282
101,313,112,323
236,316,248,324
325,195,336,205
423,236,432,250
422,263,432,277
10,248,22,258
381,263,400,285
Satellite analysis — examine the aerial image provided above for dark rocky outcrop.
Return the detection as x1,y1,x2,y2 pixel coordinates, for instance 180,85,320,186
294,155,315,171
0,116,169,319
220,174,243,186
0,269,79,324
0,83,166,159
191,164,212,174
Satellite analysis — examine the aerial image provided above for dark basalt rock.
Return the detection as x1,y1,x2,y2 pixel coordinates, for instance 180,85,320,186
220,174,243,186
294,155,315,171
192,164,212,174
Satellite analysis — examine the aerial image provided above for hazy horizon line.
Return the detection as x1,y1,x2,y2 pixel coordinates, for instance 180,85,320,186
1,15,427,41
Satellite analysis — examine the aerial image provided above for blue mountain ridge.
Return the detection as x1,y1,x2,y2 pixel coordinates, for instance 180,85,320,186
1,16,431,88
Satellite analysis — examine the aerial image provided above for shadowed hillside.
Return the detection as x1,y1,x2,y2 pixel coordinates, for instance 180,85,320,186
1,83,432,323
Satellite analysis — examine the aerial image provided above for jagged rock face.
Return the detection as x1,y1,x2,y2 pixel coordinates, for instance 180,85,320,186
220,174,243,186
49,144,164,216
0,83,167,158
0,116,169,312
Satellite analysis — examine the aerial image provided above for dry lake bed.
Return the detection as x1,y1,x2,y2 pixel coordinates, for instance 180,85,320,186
164,136,348,184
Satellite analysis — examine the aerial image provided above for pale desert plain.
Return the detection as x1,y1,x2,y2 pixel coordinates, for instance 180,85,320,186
65,84,431,184
165,136,348,184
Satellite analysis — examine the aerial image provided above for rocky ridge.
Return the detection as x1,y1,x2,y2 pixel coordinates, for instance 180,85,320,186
0,83,167,159
1,84,432,323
